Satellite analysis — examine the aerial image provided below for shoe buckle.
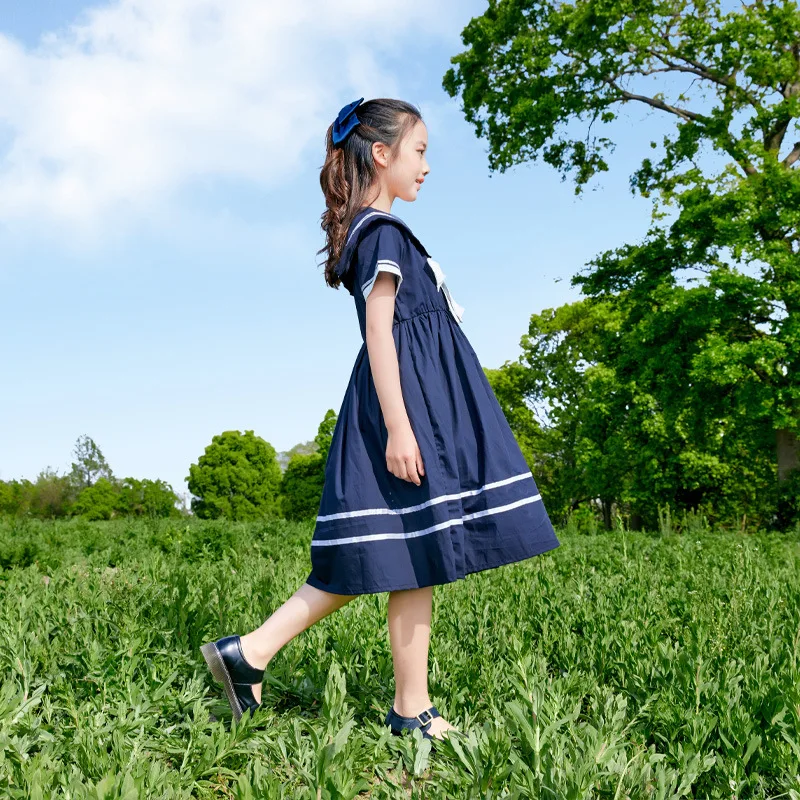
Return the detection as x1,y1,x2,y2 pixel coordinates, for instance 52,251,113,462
415,709,433,727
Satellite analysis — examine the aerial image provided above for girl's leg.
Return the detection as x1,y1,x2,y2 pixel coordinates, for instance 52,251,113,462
238,582,356,704
387,586,458,739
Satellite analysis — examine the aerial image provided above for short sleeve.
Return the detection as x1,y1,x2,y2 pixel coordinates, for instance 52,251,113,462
354,221,407,301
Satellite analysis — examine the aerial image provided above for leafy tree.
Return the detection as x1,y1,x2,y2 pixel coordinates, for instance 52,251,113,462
187,430,282,520
30,468,76,519
0,481,15,515
280,453,326,521
517,296,631,528
0,479,35,516
314,409,338,468
1,456,180,521
74,477,119,521
580,232,780,528
777,467,800,527
69,434,114,491
444,0,799,488
117,478,180,518
483,365,561,511
278,410,338,521
520,286,779,530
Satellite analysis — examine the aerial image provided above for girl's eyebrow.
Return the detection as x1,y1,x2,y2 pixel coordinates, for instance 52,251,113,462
416,140,427,147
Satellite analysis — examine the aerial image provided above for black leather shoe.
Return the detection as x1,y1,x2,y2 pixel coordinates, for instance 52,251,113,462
200,635,265,722
385,705,441,740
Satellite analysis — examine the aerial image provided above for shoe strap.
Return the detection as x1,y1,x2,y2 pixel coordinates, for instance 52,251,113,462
413,706,440,728
217,635,265,683
388,705,440,731
234,638,265,682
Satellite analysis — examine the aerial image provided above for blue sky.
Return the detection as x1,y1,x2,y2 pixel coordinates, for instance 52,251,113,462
0,0,676,503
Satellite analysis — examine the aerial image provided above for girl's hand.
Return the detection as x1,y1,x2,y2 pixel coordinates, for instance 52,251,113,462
386,423,425,486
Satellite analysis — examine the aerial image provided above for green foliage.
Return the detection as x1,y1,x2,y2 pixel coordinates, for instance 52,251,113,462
777,468,800,529
187,430,282,520
443,0,800,194
314,409,338,468
0,479,34,516
570,220,796,528
512,297,627,527
69,434,114,491
73,477,119,521
1,436,179,521
280,453,326,522
117,478,181,518
70,476,180,521
279,411,337,522
0,470,77,519
445,0,799,527
483,364,551,478
28,468,76,518
517,286,786,530
0,517,798,796
0,480,11,513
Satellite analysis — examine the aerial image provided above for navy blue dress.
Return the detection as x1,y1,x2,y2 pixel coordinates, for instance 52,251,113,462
305,206,560,595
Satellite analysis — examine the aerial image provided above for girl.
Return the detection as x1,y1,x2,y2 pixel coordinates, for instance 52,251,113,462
200,97,561,743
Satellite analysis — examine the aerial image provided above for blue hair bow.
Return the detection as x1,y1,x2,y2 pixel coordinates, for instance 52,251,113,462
332,97,364,147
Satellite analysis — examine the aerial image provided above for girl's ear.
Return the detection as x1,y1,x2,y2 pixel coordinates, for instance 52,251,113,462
372,140,390,169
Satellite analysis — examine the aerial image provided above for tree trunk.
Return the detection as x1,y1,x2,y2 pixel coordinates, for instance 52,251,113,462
602,497,613,530
777,428,799,483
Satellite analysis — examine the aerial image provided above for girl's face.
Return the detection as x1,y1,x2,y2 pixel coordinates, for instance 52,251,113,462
386,118,430,202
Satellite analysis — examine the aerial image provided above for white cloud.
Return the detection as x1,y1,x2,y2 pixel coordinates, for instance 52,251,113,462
0,0,462,239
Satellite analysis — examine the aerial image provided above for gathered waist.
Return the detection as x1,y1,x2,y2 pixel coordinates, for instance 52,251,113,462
357,307,459,346
393,306,453,326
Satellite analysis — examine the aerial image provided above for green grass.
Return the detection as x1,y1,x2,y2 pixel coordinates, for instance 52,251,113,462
1,516,799,798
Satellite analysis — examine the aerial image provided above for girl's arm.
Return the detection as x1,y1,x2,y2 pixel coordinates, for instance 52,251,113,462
365,272,425,486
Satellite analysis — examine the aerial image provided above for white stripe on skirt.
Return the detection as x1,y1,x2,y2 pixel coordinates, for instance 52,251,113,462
311,493,542,547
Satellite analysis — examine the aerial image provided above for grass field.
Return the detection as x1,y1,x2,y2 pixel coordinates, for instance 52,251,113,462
1,516,799,798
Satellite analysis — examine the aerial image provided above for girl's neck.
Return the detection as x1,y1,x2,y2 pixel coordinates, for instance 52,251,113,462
363,205,394,216
363,189,394,215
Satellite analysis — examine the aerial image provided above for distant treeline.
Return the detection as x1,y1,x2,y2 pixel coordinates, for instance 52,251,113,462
0,421,336,525
0,472,181,521
2,366,799,534
0,435,183,521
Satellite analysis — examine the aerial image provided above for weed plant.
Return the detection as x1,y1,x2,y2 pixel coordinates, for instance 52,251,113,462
1,517,798,798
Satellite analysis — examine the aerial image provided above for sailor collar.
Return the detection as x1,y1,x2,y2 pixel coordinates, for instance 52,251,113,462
333,208,429,279
333,207,465,323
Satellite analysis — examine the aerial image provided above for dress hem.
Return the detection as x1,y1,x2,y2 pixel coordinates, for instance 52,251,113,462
304,531,561,597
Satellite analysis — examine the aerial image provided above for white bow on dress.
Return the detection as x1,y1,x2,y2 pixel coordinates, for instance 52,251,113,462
426,258,465,324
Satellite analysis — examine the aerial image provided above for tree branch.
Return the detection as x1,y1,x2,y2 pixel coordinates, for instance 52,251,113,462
644,45,764,113
746,361,773,386
601,75,703,122
768,43,800,153
783,141,800,167
647,47,726,86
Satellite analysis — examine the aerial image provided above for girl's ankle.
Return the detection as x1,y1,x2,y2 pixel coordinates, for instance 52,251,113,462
238,634,272,672
392,699,433,718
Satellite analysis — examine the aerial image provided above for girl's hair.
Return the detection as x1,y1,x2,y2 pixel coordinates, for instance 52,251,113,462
318,98,423,288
